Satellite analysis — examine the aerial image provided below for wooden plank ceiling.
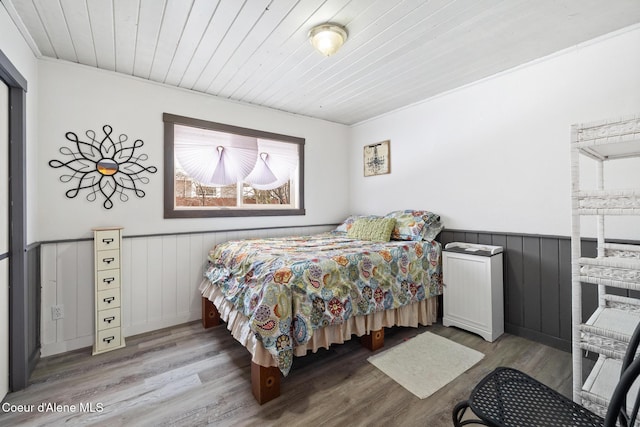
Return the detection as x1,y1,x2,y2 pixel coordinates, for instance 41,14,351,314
4,0,640,125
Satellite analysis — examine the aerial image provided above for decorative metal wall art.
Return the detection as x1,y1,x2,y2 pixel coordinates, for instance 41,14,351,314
49,125,157,209
363,140,390,177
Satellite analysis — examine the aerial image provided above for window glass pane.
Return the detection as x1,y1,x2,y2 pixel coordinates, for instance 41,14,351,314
175,171,237,207
243,182,291,206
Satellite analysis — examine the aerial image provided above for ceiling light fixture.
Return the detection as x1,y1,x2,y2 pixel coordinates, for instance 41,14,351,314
309,23,348,56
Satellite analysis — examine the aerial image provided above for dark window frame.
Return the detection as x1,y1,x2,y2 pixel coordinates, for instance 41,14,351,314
163,113,305,218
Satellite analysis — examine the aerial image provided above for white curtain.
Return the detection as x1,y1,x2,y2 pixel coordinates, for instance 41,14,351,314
174,125,258,186
174,125,298,189
246,139,298,190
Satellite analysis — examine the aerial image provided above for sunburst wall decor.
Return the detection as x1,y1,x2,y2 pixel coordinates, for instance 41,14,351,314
49,124,157,209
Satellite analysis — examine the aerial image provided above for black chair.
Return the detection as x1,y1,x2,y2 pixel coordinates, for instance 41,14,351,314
453,321,640,427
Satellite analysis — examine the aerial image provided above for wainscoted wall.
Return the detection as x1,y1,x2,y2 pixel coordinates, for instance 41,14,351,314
40,225,334,357
27,245,40,372
42,224,627,357
439,229,609,352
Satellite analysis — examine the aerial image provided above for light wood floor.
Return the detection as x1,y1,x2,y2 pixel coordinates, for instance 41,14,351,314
1,321,575,426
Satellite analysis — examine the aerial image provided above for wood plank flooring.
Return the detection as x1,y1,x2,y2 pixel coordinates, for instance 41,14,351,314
1,321,576,426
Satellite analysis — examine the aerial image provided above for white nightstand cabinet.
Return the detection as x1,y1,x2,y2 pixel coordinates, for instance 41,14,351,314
93,227,125,355
442,242,504,342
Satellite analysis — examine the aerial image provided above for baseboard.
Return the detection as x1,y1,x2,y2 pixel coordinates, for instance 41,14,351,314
124,312,200,337
27,346,40,377
505,323,570,353
40,336,93,357
41,311,200,357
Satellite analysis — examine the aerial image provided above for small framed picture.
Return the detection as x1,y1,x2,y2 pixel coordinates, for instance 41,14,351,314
363,140,390,177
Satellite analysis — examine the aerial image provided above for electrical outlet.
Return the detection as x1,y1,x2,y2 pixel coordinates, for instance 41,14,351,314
51,304,64,320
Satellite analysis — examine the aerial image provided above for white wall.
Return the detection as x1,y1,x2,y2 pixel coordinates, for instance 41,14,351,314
0,4,39,243
349,25,640,240
36,59,351,355
37,60,351,242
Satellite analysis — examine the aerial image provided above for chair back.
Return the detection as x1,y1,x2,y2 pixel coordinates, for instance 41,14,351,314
605,320,640,427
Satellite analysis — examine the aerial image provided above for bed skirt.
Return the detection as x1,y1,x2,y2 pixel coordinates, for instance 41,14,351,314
199,279,438,369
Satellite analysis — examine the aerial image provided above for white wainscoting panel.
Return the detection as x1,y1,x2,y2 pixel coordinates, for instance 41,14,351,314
40,225,334,357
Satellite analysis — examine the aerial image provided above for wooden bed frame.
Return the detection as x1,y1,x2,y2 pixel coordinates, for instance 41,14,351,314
201,297,384,404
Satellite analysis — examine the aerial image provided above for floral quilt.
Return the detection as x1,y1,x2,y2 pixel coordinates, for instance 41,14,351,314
204,232,442,375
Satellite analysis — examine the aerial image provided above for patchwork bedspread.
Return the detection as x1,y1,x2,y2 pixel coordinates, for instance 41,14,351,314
203,232,442,375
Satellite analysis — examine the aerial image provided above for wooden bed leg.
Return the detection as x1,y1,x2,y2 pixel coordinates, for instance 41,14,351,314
360,328,385,351
201,297,221,329
251,362,281,404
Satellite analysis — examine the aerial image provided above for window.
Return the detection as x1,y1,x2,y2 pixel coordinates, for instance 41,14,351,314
163,113,305,218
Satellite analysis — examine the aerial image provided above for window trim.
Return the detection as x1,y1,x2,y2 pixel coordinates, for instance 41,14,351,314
163,113,305,218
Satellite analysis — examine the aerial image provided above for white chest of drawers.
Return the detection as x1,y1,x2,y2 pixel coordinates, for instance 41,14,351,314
92,227,125,355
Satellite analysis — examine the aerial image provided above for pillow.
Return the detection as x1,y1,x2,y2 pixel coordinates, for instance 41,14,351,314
334,214,381,234
420,211,444,241
346,218,396,242
385,210,443,241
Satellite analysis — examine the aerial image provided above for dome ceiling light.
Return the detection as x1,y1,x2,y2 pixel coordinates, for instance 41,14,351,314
309,23,348,56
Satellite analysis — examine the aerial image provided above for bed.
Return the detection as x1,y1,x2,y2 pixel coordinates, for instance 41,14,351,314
198,210,444,403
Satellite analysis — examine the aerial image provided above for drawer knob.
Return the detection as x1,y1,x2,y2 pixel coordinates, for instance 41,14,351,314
104,316,115,324
103,296,115,304
103,277,115,284
103,336,115,343
102,238,114,244
102,257,115,264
